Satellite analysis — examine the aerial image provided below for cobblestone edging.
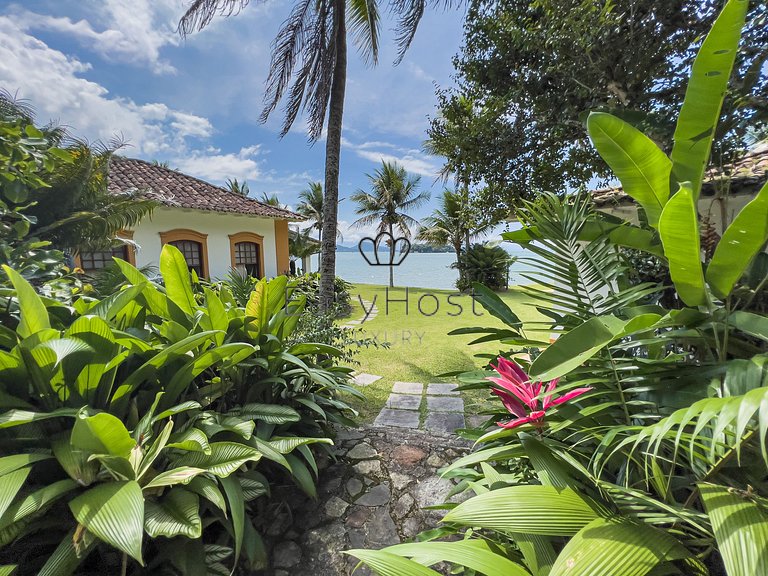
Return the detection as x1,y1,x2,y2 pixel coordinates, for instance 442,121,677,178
259,426,471,575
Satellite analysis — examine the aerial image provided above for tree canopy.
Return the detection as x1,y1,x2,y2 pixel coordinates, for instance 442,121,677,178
427,0,768,218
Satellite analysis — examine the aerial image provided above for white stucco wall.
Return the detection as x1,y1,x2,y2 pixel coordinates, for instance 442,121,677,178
130,207,279,279
598,194,755,234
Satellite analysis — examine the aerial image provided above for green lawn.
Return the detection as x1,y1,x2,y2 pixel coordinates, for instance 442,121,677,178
340,283,545,423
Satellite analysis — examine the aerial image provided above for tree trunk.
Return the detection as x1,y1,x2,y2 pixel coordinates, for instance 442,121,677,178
454,240,463,287
318,0,347,312
388,222,394,288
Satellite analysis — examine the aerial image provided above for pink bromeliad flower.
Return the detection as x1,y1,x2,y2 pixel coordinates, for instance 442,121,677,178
486,356,591,429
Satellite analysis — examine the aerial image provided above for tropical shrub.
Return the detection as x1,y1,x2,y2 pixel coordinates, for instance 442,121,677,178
290,271,353,315
454,243,512,292
348,1,768,574
0,244,360,574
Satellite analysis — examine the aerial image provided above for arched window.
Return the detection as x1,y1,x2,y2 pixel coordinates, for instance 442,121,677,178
229,232,264,278
77,231,135,273
160,229,209,278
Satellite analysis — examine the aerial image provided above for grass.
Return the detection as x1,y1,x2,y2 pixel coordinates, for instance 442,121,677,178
341,283,546,423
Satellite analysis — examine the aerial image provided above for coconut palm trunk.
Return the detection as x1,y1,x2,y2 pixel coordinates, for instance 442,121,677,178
388,221,395,288
319,0,347,312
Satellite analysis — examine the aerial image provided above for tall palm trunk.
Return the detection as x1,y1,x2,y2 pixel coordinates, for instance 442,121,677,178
319,0,347,312
388,221,394,288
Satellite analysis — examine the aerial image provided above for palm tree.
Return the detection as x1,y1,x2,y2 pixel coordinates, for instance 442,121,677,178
289,227,320,274
417,189,493,285
296,182,324,238
225,178,250,196
258,192,287,209
296,182,343,245
179,0,437,311
351,161,429,287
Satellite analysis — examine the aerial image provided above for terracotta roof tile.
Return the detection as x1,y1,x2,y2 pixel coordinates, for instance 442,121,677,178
108,156,304,220
592,148,768,208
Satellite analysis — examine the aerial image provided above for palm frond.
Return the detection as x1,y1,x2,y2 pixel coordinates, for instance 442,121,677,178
178,0,252,36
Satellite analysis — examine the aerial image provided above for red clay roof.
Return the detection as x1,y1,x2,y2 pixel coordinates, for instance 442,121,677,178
108,156,303,220
592,148,768,207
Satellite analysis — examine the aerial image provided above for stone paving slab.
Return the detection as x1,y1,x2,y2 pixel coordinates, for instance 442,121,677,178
425,412,466,435
374,408,420,428
385,393,422,411
427,383,460,396
426,395,465,413
353,373,383,386
466,414,489,428
259,426,472,575
392,381,424,395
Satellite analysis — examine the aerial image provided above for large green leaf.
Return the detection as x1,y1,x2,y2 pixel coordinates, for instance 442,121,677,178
729,311,768,342
0,454,50,476
2,265,50,338
144,467,206,489
471,282,522,328
0,479,78,529
52,434,99,486
71,410,136,458
187,476,227,513
587,112,671,227
658,183,707,306
144,487,201,539
69,481,145,564
236,403,300,424
700,483,768,576
0,407,78,429
443,486,599,535
530,316,627,381
345,550,441,576
0,468,30,518
549,517,703,576
383,540,529,576
172,442,261,477
670,0,748,197
166,427,211,454
220,474,245,573
707,181,768,298
160,244,197,315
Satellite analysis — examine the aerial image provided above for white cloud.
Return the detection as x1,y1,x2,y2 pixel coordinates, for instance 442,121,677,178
0,17,212,155
172,146,263,183
336,219,381,245
9,1,179,74
354,149,439,178
169,111,213,138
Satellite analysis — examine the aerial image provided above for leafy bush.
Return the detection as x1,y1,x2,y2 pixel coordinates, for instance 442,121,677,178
453,243,512,291
289,272,353,316
349,2,768,574
0,245,359,574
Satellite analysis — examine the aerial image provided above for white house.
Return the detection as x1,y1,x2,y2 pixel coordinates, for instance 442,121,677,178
591,147,768,232
76,156,304,279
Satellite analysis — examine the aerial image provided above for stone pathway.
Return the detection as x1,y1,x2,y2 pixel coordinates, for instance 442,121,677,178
352,373,382,387
374,382,466,435
340,298,378,329
259,426,471,575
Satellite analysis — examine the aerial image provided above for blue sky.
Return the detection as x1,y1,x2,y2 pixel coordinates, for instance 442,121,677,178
0,0,468,245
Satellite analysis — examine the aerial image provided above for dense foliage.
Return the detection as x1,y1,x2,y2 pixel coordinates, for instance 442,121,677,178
350,2,768,574
0,106,359,574
427,0,768,217
1,93,156,254
453,243,512,292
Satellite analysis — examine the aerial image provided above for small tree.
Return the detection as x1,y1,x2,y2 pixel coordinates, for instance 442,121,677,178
417,189,493,285
351,161,429,287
